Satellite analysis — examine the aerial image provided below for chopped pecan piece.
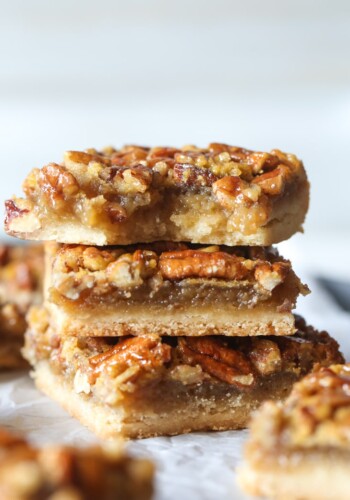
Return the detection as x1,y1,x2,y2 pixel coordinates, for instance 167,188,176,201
148,146,179,160
38,164,80,209
111,146,149,166
246,152,280,174
254,262,290,291
65,150,111,166
212,176,260,209
159,249,249,281
100,165,153,194
4,200,29,226
248,339,282,375
173,163,218,187
178,337,255,388
106,250,158,288
105,201,128,223
208,143,232,154
253,165,291,196
82,247,116,272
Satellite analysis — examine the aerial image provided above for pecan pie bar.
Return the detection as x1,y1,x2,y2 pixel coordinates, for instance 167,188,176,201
0,427,154,500
23,310,343,439
0,244,43,369
44,242,308,338
238,364,350,500
5,143,309,246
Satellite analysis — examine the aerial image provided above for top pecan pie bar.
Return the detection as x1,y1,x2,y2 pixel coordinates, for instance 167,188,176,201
5,143,309,246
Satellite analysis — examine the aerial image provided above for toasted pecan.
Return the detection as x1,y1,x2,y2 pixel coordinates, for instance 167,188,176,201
89,336,171,383
252,165,292,196
65,150,111,166
254,262,290,291
173,163,218,187
159,249,249,281
99,165,153,194
248,339,282,376
38,164,80,209
178,337,255,388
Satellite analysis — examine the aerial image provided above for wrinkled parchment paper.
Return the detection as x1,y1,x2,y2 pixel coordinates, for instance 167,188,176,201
1,277,350,500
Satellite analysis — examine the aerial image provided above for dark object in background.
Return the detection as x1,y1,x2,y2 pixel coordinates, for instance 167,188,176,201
318,277,350,312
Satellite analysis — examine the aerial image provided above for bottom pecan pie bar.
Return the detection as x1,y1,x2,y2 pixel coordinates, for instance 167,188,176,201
23,310,343,439
0,244,43,369
238,364,350,500
0,427,153,500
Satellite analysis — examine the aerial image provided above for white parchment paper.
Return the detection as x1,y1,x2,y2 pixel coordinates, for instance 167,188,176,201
1,277,349,500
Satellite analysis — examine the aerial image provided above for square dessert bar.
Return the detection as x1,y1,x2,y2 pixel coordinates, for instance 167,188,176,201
0,428,154,500
44,242,308,338
5,143,309,246
238,364,350,500
24,310,343,439
0,244,43,369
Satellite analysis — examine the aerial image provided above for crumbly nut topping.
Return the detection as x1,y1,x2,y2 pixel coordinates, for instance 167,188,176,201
50,243,297,300
284,364,350,448
0,428,153,499
5,143,307,238
24,312,343,396
246,363,350,462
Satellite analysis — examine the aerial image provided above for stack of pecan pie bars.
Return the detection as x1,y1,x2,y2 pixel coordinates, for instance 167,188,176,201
5,143,343,439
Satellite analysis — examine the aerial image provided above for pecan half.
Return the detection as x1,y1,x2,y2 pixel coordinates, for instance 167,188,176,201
89,336,171,383
159,249,249,281
173,163,218,187
178,337,255,388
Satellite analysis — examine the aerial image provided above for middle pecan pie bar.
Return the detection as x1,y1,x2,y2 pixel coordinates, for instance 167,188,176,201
44,242,308,338
23,310,343,439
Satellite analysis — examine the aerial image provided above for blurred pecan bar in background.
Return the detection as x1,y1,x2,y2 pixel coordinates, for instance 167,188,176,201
0,427,154,500
23,310,343,439
5,143,309,247
0,244,43,369
44,242,308,338
238,363,350,500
